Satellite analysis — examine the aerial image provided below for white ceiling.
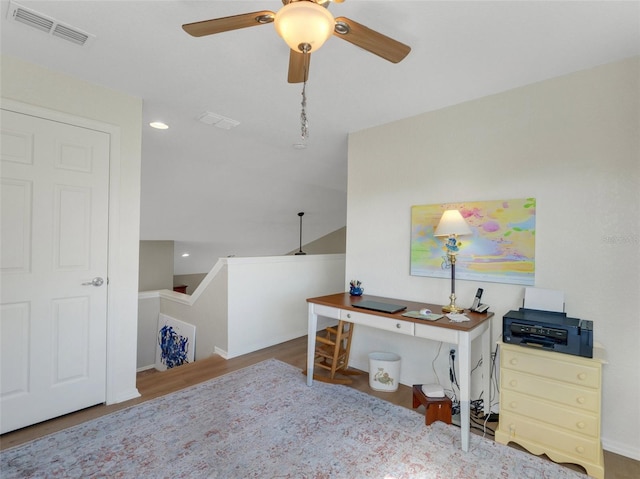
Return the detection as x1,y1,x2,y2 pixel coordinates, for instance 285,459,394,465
2,0,639,269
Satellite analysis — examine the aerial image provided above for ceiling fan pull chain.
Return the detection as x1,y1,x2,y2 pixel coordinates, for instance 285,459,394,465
300,76,309,140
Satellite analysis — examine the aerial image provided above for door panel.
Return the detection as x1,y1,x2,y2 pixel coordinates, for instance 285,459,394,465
54,185,91,270
0,302,30,398
0,109,110,433
0,178,32,272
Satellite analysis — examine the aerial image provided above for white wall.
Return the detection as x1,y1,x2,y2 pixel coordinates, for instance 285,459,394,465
226,254,345,357
346,57,639,458
147,254,345,368
1,54,143,404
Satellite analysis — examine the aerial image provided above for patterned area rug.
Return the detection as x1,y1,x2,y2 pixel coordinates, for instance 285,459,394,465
1,359,589,478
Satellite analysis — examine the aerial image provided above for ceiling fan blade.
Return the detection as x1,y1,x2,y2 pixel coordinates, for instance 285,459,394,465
333,16,411,63
182,11,275,37
288,50,311,84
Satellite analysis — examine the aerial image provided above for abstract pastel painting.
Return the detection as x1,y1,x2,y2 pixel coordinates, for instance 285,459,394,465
155,314,196,371
411,198,536,285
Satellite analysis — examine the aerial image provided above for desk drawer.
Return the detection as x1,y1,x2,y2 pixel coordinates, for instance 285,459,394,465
341,310,414,336
313,304,341,320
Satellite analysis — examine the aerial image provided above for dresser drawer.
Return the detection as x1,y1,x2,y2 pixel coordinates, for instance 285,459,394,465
499,411,601,463
501,390,599,437
501,369,599,413
502,347,600,388
341,310,414,336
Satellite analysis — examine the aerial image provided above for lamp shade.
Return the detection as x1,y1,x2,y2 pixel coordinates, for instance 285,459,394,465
274,1,335,52
434,209,472,237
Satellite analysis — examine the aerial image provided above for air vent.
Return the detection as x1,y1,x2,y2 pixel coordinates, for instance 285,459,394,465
12,6,53,32
52,24,90,45
197,111,240,130
7,1,94,47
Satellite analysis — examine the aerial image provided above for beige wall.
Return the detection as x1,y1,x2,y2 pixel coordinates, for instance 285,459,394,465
139,240,174,292
1,54,143,403
346,57,639,458
173,273,207,295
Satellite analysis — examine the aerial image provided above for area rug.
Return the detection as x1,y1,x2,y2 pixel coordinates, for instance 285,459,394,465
1,359,589,479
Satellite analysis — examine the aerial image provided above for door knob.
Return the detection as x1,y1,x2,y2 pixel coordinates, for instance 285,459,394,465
82,277,104,287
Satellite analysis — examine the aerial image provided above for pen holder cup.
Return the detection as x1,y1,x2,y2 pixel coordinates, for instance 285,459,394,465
349,286,364,296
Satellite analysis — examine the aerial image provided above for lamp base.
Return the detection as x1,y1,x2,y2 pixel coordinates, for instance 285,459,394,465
442,293,464,314
442,304,465,314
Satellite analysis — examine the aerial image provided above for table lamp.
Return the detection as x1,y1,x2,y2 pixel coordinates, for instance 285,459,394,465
434,209,472,313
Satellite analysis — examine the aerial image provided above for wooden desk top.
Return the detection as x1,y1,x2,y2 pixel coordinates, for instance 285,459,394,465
307,292,493,332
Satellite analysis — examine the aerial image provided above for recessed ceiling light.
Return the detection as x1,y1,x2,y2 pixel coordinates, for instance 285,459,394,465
181,253,190,257
150,121,169,130
293,142,307,149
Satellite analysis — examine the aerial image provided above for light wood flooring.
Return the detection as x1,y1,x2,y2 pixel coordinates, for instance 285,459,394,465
1,336,638,479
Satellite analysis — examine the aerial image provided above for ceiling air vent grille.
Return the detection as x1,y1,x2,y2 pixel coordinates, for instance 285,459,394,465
52,24,89,45
13,7,53,32
197,111,240,130
7,1,95,47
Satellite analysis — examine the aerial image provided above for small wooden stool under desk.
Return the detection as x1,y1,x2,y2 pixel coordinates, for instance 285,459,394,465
412,385,452,425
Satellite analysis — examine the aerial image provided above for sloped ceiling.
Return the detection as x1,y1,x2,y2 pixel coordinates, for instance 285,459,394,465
2,0,639,272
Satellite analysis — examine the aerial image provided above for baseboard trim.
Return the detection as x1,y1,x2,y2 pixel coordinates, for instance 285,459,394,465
136,364,156,373
107,387,141,405
214,346,228,359
602,436,640,461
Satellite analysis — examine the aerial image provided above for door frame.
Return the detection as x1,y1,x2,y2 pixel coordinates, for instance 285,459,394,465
2,98,134,405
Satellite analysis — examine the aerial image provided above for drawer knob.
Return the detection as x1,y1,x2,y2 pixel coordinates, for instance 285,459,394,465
347,313,351,319
577,421,586,429
509,380,518,387
509,401,518,409
575,446,585,454
396,323,401,329
576,396,586,405
577,372,587,380
510,358,518,365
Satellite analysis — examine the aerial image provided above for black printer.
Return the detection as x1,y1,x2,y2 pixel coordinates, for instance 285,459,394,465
503,308,593,358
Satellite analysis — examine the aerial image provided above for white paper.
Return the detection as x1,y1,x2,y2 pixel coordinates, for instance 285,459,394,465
446,313,470,322
524,287,565,312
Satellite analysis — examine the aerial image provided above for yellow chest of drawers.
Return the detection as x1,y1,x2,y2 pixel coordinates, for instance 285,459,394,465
495,342,604,479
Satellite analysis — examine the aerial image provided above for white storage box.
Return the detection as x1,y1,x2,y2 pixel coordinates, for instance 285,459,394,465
369,352,401,392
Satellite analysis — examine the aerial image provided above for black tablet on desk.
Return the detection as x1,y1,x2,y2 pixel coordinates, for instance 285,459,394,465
352,300,407,314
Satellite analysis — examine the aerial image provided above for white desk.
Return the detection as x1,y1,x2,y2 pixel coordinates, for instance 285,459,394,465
307,293,493,452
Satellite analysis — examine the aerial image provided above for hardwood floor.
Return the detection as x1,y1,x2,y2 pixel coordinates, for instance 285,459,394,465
1,336,638,479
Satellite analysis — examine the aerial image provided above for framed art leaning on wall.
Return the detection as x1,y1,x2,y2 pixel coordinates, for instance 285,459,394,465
410,198,536,286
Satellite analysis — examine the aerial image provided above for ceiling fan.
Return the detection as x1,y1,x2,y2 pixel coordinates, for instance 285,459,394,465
182,0,411,83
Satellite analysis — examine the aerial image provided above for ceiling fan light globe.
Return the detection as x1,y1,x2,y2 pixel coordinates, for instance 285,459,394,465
274,1,335,52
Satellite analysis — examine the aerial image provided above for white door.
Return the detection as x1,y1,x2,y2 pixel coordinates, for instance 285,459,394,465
0,108,110,434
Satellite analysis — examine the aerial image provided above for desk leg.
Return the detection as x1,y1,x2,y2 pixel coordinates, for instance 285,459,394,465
481,324,491,417
306,303,317,386
458,332,471,452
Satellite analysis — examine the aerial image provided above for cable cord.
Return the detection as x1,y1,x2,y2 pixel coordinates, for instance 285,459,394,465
431,341,443,386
